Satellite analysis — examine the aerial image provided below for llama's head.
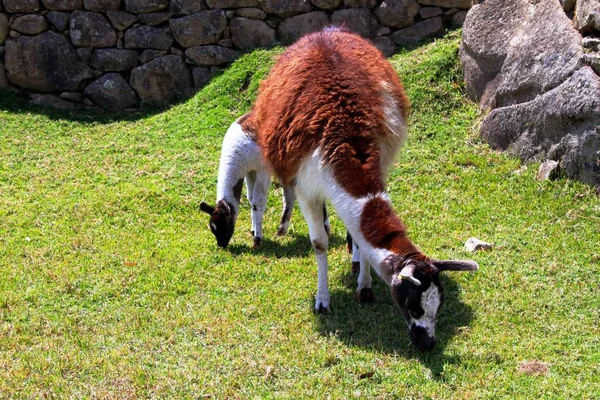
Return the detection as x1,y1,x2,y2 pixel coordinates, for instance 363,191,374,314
389,257,478,352
200,200,235,248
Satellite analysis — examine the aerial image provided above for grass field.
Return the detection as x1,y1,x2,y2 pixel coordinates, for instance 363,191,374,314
1,30,599,398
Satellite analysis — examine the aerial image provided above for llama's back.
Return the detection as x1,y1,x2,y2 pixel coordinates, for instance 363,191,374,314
253,27,409,198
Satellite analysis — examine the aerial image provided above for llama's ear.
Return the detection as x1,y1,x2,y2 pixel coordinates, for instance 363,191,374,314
216,200,232,215
432,260,479,272
200,202,215,215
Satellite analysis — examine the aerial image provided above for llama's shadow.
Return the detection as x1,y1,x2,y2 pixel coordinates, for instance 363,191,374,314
313,271,474,381
226,230,347,258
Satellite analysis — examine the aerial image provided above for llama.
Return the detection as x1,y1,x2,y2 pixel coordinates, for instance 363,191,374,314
249,27,478,352
200,113,329,248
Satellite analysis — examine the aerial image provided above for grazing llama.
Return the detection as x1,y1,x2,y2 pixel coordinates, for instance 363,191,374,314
247,27,478,351
200,114,329,248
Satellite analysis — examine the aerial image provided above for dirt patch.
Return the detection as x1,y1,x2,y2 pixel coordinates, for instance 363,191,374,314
518,360,550,376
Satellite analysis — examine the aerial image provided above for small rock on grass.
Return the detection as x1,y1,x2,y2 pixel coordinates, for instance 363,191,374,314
465,237,492,252
537,160,560,181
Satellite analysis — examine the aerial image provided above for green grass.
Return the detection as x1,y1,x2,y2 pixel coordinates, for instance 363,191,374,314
1,30,599,398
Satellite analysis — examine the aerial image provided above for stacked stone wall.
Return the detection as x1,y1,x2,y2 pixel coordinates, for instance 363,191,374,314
0,0,474,110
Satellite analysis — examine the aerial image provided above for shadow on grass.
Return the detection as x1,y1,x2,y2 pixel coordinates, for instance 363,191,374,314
314,271,474,381
226,230,347,259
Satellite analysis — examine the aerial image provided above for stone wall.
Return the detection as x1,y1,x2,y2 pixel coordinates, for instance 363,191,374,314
0,0,473,110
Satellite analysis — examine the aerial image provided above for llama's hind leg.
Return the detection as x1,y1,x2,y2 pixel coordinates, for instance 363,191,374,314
277,186,296,236
245,171,257,236
250,171,269,248
297,194,330,313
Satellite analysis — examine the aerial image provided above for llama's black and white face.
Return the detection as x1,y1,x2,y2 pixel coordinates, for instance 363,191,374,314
391,259,478,352
200,200,235,248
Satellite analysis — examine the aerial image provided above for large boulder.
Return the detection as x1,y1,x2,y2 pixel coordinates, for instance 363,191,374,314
391,16,444,45
170,0,206,15
4,31,93,91
3,0,40,13
124,0,169,13
261,0,312,18
417,0,470,9
169,11,227,48
46,11,70,31
206,0,258,8
90,48,139,71
70,11,117,48
41,0,83,10
461,0,600,188
130,55,194,104
1,13,10,44
84,73,138,110
574,0,600,32
84,0,121,12
331,8,371,37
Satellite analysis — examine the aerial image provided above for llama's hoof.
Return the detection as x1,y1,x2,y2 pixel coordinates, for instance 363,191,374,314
356,288,375,303
276,225,287,236
315,304,331,314
253,237,262,248
352,261,360,274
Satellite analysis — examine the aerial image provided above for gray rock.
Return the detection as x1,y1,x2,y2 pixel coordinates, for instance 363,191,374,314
464,237,492,252
60,91,85,101
192,66,212,89
139,49,167,63
206,0,258,8
583,37,600,51
331,8,372,37
124,0,169,13
230,17,275,50
372,36,396,57
236,7,267,19
537,160,560,181
84,0,120,11
377,26,391,36
480,67,600,187
84,72,138,110
170,0,206,15
584,53,600,75
77,46,94,62
0,14,8,45
225,10,236,18
11,15,48,35
130,55,194,104
170,11,227,48
3,0,40,13
261,0,312,18
420,6,442,19
124,26,173,50
374,0,420,30
70,11,117,48
9,30,19,39
450,10,468,26
30,93,78,109
139,12,172,26
344,0,376,7
46,11,70,31
574,0,600,33
185,45,238,66
278,12,329,44
391,16,443,45
4,31,93,91
90,48,138,71
311,0,341,10
41,0,83,10
106,11,138,30
417,0,471,8
218,38,232,47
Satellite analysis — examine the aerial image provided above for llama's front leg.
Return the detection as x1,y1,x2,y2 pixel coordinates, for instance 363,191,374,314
356,250,374,303
297,195,330,313
245,171,257,236
322,203,331,236
250,171,269,248
277,186,296,236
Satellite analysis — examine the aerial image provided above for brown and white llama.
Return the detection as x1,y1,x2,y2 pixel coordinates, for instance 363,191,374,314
246,27,478,352
200,114,330,248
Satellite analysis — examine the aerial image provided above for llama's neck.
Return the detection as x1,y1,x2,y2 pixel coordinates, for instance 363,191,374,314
296,151,425,285
216,120,259,217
